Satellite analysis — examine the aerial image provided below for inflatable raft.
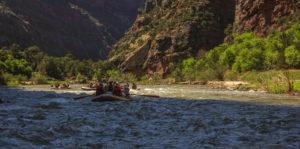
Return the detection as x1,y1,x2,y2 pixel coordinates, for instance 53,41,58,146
81,87,97,90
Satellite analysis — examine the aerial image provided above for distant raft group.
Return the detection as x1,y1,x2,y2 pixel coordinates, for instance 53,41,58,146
50,83,71,89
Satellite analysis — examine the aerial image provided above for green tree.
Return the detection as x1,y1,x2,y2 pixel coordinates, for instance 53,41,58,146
285,45,300,67
0,61,7,72
61,53,76,77
233,49,264,72
219,48,236,67
171,63,184,82
182,58,197,81
4,55,32,77
205,44,227,68
264,49,280,69
24,46,44,71
9,44,24,59
0,47,9,61
106,69,120,82
44,57,63,79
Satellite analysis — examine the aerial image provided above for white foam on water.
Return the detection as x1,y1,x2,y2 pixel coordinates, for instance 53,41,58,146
144,88,153,91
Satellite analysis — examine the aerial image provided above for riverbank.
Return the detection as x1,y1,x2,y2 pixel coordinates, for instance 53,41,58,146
165,70,300,95
3,79,300,97
2,70,300,96
175,80,300,96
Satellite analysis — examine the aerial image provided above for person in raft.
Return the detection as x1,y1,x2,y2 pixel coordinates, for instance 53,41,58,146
95,83,104,96
55,82,60,88
122,85,130,98
87,83,93,88
132,83,137,89
108,81,113,91
113,83,122,96
60,83,67,88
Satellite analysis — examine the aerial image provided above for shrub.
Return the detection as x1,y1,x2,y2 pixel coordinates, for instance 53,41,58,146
240,71,260,83
16,75,27,84
3,73,14,83
285,45,300,67
233,48,264,72
76,73,82,80
293,82,300,93
138,76,150,85
195,70,216,81
224,71,239,81
171,63,184,82
121,73,137,83
267,84,288,94
2,73,27,85
76,73,87,82
152,73,161,83
31,73,48,84
106,70,120,82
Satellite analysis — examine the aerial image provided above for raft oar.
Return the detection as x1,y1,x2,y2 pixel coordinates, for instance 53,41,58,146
73,95,94,100
131,94,160,98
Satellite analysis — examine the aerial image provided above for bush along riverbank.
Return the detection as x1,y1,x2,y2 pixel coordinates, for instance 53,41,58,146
168,24,300,95
202,70,300,95
1,23,299,95
0,44,131,86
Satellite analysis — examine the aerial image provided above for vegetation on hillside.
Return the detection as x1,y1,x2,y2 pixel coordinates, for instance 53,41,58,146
170,22,300,93
109,0,222,58
0,44,137,85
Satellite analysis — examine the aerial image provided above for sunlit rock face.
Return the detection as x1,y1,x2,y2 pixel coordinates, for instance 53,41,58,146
233,0,300,37
109,0,236,77
0,0,144,60
109,0,299,77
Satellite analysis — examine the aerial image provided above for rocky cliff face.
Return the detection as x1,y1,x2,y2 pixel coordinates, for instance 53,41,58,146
109,0,300,77
0,0,144,60
109,0,236,77
233,0,300,37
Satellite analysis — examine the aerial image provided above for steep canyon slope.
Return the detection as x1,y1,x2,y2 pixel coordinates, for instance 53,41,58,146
110,0,300,77
110,0,236,77
0,0,144,60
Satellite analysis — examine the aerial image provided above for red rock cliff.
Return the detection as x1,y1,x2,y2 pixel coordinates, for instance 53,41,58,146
109,0,236,77
233,0,300,36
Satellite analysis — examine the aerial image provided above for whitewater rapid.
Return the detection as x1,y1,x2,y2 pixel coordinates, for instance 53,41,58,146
0,85,299,148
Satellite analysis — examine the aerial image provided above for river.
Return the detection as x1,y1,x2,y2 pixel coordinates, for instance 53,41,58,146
0,84,299,148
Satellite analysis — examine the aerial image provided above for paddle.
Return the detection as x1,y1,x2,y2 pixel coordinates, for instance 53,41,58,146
73,95,94,100
131,94,160,98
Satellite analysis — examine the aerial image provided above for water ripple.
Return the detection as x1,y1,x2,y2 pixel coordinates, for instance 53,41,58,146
0,85,299,148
